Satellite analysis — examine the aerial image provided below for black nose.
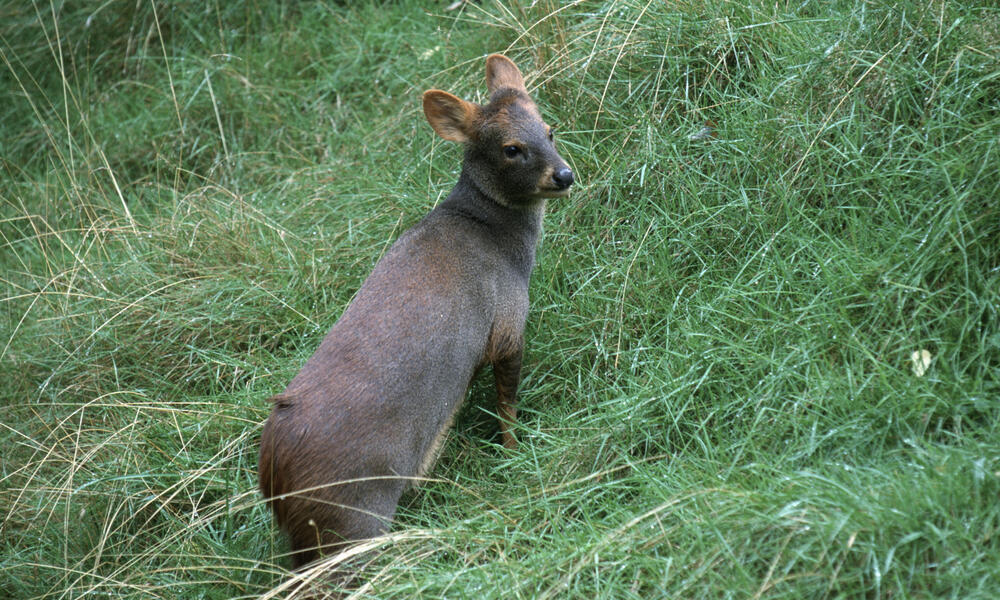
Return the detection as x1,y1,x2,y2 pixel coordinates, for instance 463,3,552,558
553,167,574,190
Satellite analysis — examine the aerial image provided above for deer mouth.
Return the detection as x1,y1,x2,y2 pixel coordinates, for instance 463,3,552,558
533,186,572,198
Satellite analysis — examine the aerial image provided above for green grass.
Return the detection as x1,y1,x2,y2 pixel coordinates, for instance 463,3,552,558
2,0,998,598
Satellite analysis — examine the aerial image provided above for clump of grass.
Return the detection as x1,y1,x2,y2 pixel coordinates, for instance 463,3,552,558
3,0,998,598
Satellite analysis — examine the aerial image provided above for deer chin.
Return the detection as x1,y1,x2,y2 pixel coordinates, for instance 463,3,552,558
532,186,571,199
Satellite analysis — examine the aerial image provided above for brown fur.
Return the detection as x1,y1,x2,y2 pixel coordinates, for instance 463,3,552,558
258,54,574,571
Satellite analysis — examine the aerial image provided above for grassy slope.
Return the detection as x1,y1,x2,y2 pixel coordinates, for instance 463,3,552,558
2,0,998,598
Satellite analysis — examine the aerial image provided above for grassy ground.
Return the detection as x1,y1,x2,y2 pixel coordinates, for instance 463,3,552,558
2,0,998,598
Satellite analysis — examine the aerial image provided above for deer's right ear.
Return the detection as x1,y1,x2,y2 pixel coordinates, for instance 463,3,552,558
423,90,479,143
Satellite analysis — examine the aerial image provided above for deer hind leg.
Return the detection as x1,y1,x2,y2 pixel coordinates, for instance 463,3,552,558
286,477,405,569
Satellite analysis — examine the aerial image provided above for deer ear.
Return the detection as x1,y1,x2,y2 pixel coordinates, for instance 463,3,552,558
486,54,526,94
423,90,479,143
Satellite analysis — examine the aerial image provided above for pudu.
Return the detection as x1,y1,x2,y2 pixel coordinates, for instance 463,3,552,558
259,54,574,568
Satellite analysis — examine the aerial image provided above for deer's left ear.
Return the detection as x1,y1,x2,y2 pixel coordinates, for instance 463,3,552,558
486,54,526,95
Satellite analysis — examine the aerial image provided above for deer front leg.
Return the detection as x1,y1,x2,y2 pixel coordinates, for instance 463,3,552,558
492,348,523,449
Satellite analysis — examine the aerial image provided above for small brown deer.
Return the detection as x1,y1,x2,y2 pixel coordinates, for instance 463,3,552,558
258,54,573,569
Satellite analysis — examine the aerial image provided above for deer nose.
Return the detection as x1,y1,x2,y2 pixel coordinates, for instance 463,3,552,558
553,167,574,190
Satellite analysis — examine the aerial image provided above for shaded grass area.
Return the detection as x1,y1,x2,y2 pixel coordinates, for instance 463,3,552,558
2,0,998,598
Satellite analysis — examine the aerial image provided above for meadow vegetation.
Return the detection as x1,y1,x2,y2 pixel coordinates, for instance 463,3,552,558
2,0,998,597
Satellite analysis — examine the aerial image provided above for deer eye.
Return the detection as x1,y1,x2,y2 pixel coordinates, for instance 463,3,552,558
503,145,522,159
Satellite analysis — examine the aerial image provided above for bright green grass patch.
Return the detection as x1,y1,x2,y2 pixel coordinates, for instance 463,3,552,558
2,0,998,598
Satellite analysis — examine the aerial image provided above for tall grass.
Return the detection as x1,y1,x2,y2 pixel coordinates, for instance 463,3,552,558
2,0,998,598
